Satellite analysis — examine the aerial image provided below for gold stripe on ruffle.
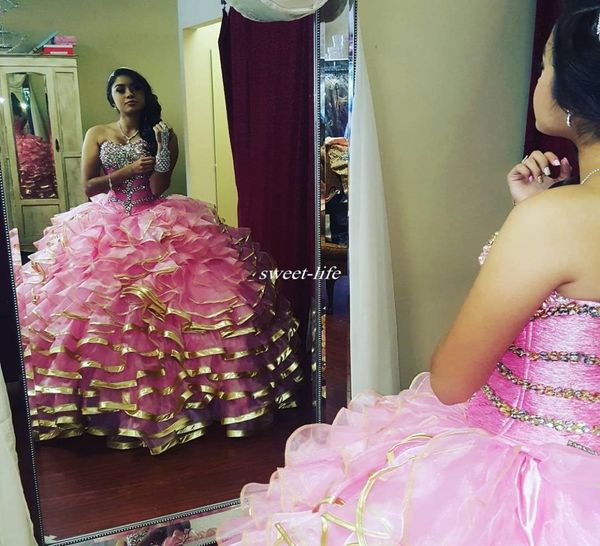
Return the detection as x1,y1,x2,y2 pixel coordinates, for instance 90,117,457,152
107,437,144,450
274,523,296,545
34,366,81,380
278,361,300,381
320,516,328,546
88,425,143,439
123,323,146,333
320,512,357,534
98,400,138,412
220,326,259,339
221,406,268,425
38,427,83,441
184,319,237,333
114,272,148,282
36,403,79,414
355,455,419,545
275,390,297,406
35,385,76,395
149,416,191,439
29,327,55,344
206,370,259,380
124,392,199,422
56,311,88,320
77,336,109,347
89,378,138,390
80,360,125,373
385,433,433,465
152,427,207,454
226,429,258,438
37,416,79,427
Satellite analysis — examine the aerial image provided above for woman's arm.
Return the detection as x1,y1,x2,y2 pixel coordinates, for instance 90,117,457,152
149,130,179,196
429,189,578,405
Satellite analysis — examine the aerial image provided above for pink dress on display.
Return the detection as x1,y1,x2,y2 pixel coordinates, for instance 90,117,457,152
17,138,303,454
217,233,600,546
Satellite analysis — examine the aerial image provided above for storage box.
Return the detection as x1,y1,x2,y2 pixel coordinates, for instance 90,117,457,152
43,44,74,55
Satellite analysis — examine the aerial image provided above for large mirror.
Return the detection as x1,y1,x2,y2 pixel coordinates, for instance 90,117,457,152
318,0,353,424
0,0,357,544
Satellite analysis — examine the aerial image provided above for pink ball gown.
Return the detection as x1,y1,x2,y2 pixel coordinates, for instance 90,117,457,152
217,233,600,545
17,138,303,454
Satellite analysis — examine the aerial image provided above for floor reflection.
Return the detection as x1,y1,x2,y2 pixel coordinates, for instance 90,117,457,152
36,404,311,539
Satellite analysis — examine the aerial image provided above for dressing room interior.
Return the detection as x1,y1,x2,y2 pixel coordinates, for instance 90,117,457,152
1,0,586,545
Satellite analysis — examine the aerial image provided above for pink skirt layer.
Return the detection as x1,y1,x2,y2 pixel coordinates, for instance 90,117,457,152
217,373,600,545
18,194,302,454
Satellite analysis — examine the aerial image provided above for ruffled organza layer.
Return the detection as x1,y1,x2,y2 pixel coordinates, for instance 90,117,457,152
217,373,600,545
17,194,303,454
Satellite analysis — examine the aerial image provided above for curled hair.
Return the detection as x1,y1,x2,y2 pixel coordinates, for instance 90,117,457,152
106,67,161,155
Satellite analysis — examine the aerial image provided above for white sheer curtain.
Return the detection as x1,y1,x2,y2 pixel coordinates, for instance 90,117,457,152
348,30,400,396
0,365,36,546
227,0,327,21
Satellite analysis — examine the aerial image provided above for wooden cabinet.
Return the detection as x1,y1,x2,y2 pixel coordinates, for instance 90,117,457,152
0,55,84,251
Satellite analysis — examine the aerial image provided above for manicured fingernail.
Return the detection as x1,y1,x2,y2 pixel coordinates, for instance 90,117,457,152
551,159,560,166
528,175,534,182
544,167,551,176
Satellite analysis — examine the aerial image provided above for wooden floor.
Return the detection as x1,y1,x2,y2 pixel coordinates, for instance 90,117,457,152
35,279,350,541
37,406,311,539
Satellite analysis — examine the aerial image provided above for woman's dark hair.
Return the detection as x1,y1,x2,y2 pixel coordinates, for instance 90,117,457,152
552,3,600,141
545,2,600,186
106,67,161,155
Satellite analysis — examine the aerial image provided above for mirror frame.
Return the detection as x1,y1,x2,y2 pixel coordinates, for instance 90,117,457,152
0,1,358,543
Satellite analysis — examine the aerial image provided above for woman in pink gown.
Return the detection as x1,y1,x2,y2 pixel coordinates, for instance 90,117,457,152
17,67,303,455
217,5,600,545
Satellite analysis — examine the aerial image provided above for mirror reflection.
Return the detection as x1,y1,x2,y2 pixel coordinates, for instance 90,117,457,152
319,1,352,423
1,0,317,541
10,72,58,200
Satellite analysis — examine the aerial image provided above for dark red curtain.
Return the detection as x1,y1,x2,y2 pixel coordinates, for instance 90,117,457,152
218,8,315,343
524,0,579,178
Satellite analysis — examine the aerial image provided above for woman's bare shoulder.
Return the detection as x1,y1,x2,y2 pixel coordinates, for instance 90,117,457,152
85,123,116,142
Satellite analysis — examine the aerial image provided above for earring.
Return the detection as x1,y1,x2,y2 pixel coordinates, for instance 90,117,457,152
566,110,573,127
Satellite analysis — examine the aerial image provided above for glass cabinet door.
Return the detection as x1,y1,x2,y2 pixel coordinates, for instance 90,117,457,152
0,67,68,251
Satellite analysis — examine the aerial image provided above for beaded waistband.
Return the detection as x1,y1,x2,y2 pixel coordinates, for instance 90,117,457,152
496,362,600,403
109,179,158,215
481,384,600,437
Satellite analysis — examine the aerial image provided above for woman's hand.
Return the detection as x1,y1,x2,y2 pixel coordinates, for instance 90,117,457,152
153,120,171,150
125,156,156,178
507,150,572,205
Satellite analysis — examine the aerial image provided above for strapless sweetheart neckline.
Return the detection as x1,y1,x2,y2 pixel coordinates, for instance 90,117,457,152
548,289,600,306
100,139,147,149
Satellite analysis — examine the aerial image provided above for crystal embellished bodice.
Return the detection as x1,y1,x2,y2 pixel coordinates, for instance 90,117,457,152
467,233,600,455
99,139,158,215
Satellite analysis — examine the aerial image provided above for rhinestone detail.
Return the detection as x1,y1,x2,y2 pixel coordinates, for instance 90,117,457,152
100,139,159,215
481,384,598,436
566,440,598,456
478,232,499,266
109,179,158,215
532,302,600,320
508,344,600,367
496,362,600,402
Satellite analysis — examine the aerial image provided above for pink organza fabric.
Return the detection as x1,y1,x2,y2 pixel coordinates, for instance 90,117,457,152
17,139,302,454
216,235,600,545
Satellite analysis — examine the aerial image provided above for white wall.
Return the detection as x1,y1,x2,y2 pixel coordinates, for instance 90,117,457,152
361,0,537,386
178,0,222,28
